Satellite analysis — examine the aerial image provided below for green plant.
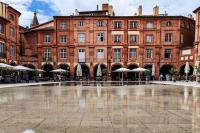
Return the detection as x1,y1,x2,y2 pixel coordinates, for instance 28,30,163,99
102,69,108,76
170,68,177,76
195,66,200,75
145,69,152,76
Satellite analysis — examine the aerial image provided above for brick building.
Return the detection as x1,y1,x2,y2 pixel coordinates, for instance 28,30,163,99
194,7,200,67
0,2,21,65
18,3,197,80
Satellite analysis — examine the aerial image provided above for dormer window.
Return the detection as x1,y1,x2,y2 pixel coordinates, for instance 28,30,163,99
79,21,85,27
166,21,172,27
97,21,104,27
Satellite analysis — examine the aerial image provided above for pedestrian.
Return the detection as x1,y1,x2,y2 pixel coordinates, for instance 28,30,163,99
160,74,163,81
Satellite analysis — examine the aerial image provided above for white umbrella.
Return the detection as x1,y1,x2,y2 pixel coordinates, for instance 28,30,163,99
51,68,67,73
184,62,190,81
130,67,149,81
76,64,82,77
14,65,33,71
113,67,130,82
35,69,46,72
0,63,13,68
96,64,102,77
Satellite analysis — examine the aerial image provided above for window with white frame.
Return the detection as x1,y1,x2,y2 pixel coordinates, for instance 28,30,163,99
97,49,104,59
60,49,66,59
79,21,85,27
10,45,14,56
146,22,153,28
78,49,86,62
165,33,172,43
78,33,86,43
130,35,137,43
114,49,121,62
146,35,153,43
130,21,137,28
0,23,4,34
114,21,122,29
146,49,153,59
44,35,51,43
129,48,137,58
97,33,104,42
44,48,51,60
60,35,67,43
164,49,172,59
97,21,104,27
114,35,121,43
60,22,66,29
9,27,14,37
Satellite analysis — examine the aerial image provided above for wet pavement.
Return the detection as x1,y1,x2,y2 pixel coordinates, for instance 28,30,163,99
0,84,199,133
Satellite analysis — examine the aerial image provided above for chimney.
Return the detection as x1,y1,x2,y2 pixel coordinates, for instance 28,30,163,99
75,9,79,16
137,5,142,16
97,5,99,11
102,3,109,11
108,5,114,16
153,5,159,16
188,14,193,19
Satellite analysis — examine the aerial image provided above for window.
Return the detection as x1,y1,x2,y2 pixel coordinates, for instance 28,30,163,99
114,21,122,29
44,48,51,60
97,33,104,42
146,22,153,28
10,45,15,57
0,42,5,56
130,21,137,28
130,35,137,43
166,21,172,27
0,24,4,34
60,49,66,59
78,33,86,43
114,49,121,62
97,49,104,59
79,21,84,27
181,34,184,43
165,33,172,43
9,27,14,37
164,49,172,59
60,35,67,43
146,49,153,59
60,22,66,29
114,35,121,43
9,14,14,21
44,35,51,43
33,35,38,44
97,21,104,27
78,49,86,62
129,48,137,58
146,35,153,43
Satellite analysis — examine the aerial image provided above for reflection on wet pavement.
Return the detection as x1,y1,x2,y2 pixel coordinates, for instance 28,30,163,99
0,84,199,133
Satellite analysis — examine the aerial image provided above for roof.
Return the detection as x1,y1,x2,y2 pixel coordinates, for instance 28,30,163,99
8,6,21,16
79,10,108,14
30,12,39,27
193,7,200,13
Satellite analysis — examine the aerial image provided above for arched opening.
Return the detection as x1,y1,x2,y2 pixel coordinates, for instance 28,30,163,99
144,64,153,80
179,64,194,76
42,64,54,79
74,64,90,80
93,64,107,80
23,64,36,80
59,64,70,80
127,64,138,81
160,65,174,80
111,64,122,81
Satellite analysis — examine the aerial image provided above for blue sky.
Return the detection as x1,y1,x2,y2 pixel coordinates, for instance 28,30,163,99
1,0,200,27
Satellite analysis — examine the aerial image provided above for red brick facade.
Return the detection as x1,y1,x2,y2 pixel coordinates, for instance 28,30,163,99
0,3,196,80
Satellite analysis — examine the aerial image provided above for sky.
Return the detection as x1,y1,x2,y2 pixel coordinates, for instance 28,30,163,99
1,0,200,27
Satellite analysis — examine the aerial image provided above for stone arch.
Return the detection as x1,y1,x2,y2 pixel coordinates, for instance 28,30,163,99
93,64,107,80
23,64,36,80
42,64,54,78
127,64,138,80
111,63,122,81
74,63,90,80
58,64,70,79
160,64,174,80
179,64,194,76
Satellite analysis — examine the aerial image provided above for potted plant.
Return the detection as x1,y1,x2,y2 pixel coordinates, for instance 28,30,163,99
195,66,200,82
102,69,108,81
170,68,177,82
145,69,151,81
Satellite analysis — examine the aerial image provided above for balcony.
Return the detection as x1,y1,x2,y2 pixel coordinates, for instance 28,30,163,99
0,53,6,58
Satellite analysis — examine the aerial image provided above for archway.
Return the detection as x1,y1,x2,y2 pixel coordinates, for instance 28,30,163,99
127,64,138,81
23,64,36,80
93,64,107,80
74,64,90,80
160,64,174,80
179,64,194,76
111,64,122,81
42,64,54,79
59,64,70,80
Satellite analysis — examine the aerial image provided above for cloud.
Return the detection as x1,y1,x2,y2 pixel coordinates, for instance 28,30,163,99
1,0,200,27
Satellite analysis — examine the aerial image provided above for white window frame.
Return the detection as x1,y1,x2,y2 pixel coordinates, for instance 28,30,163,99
97,49,104,59
146,35,153,43
129,48,137,58
44,35,51,43
97,33,104,42
10,44,15,57
60,22,66,29
60,49,67,59
146,49,153,59
60,35,67,43
78,33,86,43
146,22,153,28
